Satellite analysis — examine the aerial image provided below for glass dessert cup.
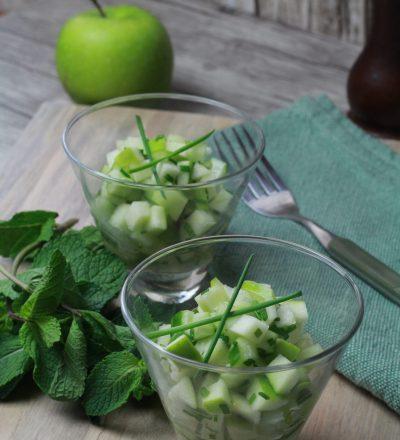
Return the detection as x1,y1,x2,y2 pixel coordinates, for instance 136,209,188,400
121,235,363,440
62,93,265,267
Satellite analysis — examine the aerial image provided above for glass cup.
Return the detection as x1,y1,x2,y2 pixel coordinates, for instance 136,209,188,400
121,235,363,440
62,94,265,266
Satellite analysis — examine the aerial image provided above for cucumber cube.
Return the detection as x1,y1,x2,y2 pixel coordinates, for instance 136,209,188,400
204,158,228,181
168,377,197,409
156,161,180,182
276,304,296,328
191,312,215,340
106,149,119,167
209,188,233,213
104,169,142,202
267,355,300,395
116,136,142,150
297,343,323,361
201,379,231,414
195,285,229,313
232,392,261,424
177,172,190,185
166,334,202,362
192,163,210,181
166,134,186,152
286,300,308,325
195,337,229,366
228,337,258,367
226,315,269,345
184,209,216,236
146,190,188,221
109,204,130,231
156,324,171,347
171,310,194,327
246,376,287,411
91,195,115,219
112,147,142,169
126,201,151,231
276,338,301,361
146,205,167,234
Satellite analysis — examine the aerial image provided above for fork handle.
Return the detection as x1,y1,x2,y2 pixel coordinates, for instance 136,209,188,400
326,236,400,306
298,218,400,305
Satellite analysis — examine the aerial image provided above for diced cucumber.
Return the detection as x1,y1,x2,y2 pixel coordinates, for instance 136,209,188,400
178,160,192,173
177,172,190,185
246,376,287,411
146,205,167,234
297,343,323,361
228,337,258,367
104,169,142,201
195,337,229,366
192,163,210,181
276,304,296,328
157,161,180,182
116,136,142,150
209,188,233,213
131,166,153,182
109,203,130,231
276,338,301,362
201,379,232,414
286,300,308,325
297,333,315,350
166,134,186,152
226,315,269,345
225,416,257,439
219,373,247,389
267,355,301,395
125,201,151,231
111,147,142,169
184,143,209,162
183,209,216,236
202,158,228,181
91,195,114,219
166,334,203,362
146,190,188,221
156,324,171,347
195,285,229,313
191,312,215,340
232,393,261,424
106,149,119,167
168,377,197,409
171,310,194,327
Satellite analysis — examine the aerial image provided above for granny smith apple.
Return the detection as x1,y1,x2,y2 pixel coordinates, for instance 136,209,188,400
55,4,173,104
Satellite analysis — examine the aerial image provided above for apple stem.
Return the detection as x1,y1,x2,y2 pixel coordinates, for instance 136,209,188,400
90,0,106,17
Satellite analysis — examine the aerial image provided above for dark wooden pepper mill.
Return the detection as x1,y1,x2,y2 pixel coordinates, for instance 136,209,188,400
347,0,400,135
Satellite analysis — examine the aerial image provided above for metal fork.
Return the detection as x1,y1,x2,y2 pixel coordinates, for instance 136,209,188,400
214,126,400,306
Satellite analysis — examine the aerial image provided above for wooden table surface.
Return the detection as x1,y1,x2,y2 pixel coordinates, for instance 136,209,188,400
0,0,399,439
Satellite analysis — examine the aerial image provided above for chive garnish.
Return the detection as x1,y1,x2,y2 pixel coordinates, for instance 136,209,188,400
135,115,165,197
203,254,254,363
128,130,214,175
146,290,303,339
120,168,131,179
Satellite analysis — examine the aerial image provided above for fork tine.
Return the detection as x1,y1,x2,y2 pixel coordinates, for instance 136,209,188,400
220,131,242,167
242,126,288,191
213,135,230,165
232,127,250,159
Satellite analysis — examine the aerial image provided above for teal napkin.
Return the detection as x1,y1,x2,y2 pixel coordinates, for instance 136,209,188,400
228,95,400,414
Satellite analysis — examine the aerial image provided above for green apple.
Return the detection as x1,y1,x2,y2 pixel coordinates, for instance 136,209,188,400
55,4,173,104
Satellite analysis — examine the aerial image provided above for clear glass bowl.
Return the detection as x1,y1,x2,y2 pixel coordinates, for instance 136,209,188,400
121,235,363,440
62,94,265,266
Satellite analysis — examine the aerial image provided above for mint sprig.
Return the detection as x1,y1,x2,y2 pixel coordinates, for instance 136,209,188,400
0,210,154,415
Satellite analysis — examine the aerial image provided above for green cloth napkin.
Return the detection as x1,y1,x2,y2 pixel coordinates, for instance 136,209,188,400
228,95,400,414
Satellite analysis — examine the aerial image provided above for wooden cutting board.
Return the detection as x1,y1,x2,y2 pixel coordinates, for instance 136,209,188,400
1,100,399,440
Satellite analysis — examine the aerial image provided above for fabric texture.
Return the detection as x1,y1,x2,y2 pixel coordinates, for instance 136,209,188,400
228,95,400,414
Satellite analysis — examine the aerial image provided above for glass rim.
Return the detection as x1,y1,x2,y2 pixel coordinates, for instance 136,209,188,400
121,234,364,374
62,93,266,190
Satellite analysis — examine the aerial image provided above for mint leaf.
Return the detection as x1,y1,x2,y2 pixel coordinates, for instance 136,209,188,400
114,325,136,351
130,296,156,332
0,300,13,333
0,333,31,388
83,351,145,416
0,375,24,399
0,211,57,258
20,251,66,319
33,230,126,310
79,226,102,248
0,268,44,300
22,317,61,349
21,318,87,400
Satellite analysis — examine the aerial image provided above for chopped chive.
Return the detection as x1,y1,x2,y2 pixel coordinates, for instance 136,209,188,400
135,115,165,197
258,392,270,401
128,130,214,174
200,387,210,398
254,328,263,338
203,254,255,364
146,290,302,339
120,168,131,179
248,393,257,404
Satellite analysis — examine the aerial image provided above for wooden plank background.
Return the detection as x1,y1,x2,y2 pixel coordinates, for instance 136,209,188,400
0,0,372,44
219,0,372,44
